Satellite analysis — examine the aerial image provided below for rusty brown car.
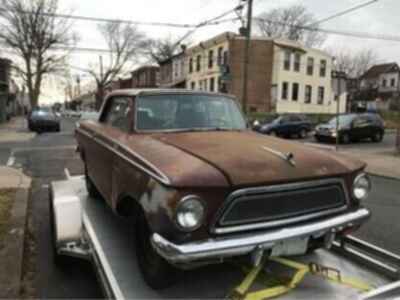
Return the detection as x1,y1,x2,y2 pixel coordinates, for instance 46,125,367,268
75,89,371,289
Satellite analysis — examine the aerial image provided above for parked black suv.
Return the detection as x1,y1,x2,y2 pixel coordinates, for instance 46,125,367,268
314,113,385,144
256,115,312,139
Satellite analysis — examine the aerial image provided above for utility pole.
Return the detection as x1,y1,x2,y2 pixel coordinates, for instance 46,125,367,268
97,55,104,110
241,0,253,115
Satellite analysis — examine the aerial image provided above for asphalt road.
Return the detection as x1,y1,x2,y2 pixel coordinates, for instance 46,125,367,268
0,117,399,298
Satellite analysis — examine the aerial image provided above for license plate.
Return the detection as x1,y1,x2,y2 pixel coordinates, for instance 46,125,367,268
271,237,309,257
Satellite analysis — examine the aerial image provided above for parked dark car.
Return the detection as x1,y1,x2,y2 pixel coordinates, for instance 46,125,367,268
76,89,370,289
28,107,60,132
315,113,385,144
257,115,312,139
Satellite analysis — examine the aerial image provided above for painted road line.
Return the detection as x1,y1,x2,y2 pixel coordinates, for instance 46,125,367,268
7,150,15,167
64,168,84,180
64,168,71,180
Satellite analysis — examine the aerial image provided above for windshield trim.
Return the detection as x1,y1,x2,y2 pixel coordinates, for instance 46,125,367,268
134,94,247,133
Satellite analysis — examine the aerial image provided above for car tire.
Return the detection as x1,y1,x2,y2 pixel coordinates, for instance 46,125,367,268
269,130,277,137
135,210,179,290
299,128,307,139
340,133,351,144
84,164,101,199
371,131,383,143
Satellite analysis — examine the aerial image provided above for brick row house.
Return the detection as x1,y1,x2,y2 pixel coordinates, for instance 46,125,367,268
182,32,346,113
98,32,347,114
159,51,186,88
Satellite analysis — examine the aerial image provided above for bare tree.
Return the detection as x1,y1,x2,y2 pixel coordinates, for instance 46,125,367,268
0,0,75,108
255,5,326,48
84,21,147,109
327,48,379,78
145,37,184,64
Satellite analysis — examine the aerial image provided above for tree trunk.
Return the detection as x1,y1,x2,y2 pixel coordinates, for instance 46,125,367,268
95,84,104,111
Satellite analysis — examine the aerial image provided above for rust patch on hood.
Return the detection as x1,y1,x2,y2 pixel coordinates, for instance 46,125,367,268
152,131,365,187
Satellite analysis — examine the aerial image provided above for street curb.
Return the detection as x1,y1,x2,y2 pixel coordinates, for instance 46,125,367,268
367,172,400,181
0,188,29,298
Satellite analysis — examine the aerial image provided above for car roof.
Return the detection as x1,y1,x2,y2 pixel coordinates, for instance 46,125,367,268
106,88,236,99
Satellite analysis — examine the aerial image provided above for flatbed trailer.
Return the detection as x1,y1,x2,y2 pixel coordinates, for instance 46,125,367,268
50,177,400,299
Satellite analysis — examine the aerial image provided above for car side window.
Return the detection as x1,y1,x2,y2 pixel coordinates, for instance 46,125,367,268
353,116,368,127
103,97,132,132
289,115,301,122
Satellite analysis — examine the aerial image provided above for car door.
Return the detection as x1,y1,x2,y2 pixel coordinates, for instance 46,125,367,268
351,116,369,140
92,96,133,203
288,115,302,135
277,116,291,135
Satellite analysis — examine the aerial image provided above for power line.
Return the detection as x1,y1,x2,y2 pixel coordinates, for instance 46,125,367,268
311,0,379,26
254,17,400,42
0,7,197,28
174,3,246,47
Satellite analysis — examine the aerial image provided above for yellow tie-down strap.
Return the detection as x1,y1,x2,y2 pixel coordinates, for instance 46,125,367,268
229,257,373,300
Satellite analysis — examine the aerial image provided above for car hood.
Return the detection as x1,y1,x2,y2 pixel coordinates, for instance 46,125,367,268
152,131,365,187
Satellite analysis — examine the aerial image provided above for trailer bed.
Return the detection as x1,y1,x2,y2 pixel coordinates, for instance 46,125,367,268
51,178,400,299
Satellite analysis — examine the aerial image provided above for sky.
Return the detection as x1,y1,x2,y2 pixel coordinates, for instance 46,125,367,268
26,0,400,104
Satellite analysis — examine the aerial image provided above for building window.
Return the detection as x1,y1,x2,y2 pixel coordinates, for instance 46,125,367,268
320,60,327,77
391,78,396,87
283,50,291,71
305,85,312,103
281,82,288,100
318,86,325,104
223,50,228,66
292,83,299,101
307,57,314,76
294,53,301,72
209,77,215,92
191,81,196,90
382,79,387,87
217,47,223,65
208,50,214,69
189,58,193,73
196,55,201,72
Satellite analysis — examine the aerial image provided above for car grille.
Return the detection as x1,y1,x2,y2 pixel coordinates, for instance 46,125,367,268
216,179,348,230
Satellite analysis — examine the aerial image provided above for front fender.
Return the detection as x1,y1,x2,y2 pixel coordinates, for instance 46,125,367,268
137,179,184,242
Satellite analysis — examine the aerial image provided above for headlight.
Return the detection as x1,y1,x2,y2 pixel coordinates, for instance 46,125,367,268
352,173,371,201
175,196,205,231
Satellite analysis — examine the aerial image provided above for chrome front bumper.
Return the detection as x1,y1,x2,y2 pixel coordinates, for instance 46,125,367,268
151,208,370,264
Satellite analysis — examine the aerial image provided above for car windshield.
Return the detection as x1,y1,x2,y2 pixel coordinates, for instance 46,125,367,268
328,115,355,126
136,94,247,131
32,109,52,117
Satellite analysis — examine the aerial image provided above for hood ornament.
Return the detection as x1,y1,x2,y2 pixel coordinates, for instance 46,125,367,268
261,146,296,167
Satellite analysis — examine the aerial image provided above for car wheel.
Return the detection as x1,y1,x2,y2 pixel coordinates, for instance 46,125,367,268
340,133,351,144
372,131,383,143
84,164,101,199
135,210,179,290
299,129,307,139
269,130,277,137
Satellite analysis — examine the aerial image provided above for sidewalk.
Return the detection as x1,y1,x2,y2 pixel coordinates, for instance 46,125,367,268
0,166,31,189
0,117,35,143
341,149,400,180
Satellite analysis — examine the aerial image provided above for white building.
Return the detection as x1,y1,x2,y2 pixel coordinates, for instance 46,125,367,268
272,39,347,114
